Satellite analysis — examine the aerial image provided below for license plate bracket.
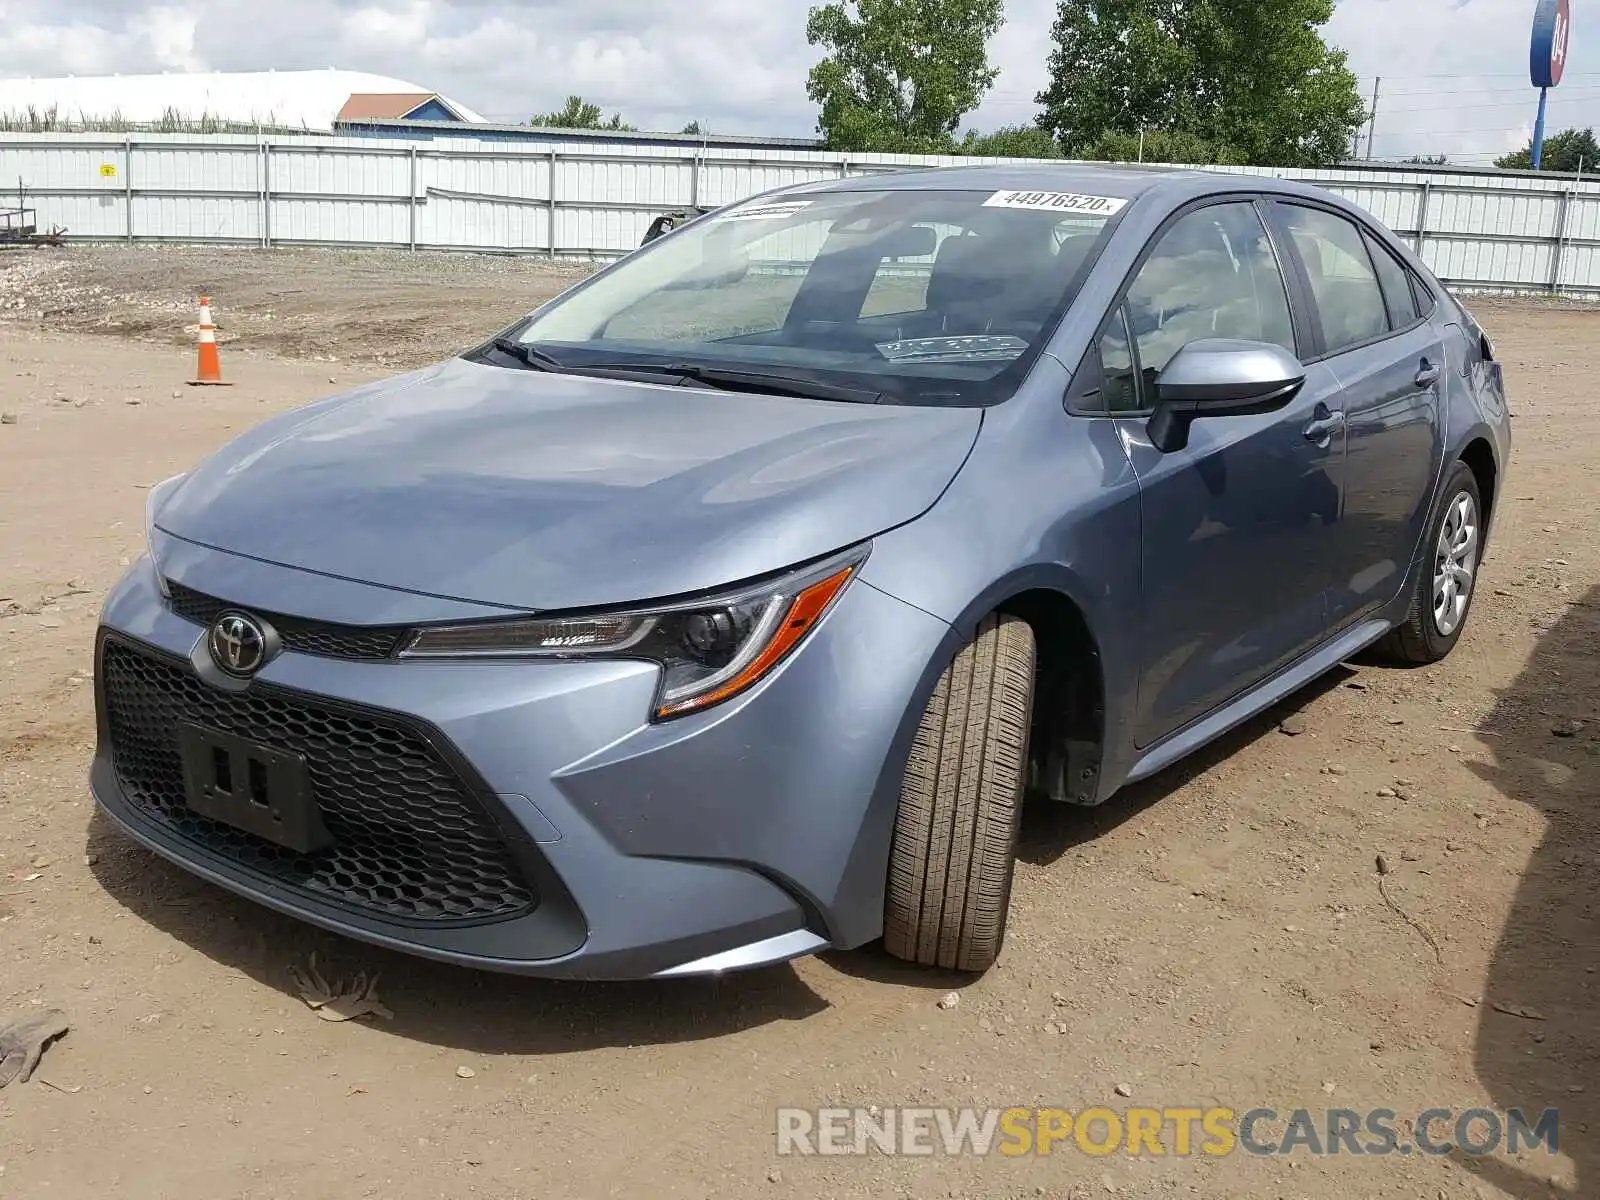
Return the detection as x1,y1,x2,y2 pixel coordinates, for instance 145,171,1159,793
177,724,331,854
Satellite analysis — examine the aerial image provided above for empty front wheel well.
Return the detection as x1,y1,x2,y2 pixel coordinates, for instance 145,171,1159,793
1460,438,1498,524
997,590,1105,805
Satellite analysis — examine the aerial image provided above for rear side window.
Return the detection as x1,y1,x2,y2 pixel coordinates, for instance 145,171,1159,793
1364,231,1420,328
1410,274,1436,317
1278,205,1390,354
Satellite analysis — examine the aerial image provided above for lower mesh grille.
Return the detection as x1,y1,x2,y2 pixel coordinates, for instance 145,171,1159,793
100,637,536,924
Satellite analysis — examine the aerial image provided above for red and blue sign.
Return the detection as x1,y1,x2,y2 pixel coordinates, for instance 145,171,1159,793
1531,0,1572,89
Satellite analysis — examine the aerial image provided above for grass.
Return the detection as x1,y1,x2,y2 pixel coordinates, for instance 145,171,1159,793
0,105,312,134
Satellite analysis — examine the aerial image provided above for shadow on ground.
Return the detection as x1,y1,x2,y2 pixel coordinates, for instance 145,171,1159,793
85,810,828,1055
832,662,1358,990
1457,584,1599,1199
1017,664,1356,866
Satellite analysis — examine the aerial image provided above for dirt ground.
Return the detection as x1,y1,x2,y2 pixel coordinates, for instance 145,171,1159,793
0,248,1595,1200
0,245,595,369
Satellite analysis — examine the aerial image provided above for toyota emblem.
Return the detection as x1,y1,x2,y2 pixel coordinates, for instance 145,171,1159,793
208,612,268,677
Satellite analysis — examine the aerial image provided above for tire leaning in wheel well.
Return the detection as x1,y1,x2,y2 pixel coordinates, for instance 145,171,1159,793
996,590,1106,806
883,613,1036,972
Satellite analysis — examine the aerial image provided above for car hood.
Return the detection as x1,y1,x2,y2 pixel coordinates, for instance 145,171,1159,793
156,357,982,612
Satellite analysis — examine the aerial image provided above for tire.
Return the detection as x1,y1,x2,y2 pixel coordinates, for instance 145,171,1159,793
884,614,1036,973
1376,460,1484,666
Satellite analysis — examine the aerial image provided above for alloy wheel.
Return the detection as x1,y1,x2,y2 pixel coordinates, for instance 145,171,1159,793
1432,491,1479,637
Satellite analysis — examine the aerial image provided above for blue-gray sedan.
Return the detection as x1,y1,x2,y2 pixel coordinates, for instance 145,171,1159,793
92,165,1511,979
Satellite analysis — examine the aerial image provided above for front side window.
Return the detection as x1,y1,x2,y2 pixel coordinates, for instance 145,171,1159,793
1123,201,1297,391
497,188,1125,406
1278,205,1391,354
1098,308,1140,415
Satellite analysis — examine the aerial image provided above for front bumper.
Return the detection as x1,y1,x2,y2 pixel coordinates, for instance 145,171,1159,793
91,546,953,980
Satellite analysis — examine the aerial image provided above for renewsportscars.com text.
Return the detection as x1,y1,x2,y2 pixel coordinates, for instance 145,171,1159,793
775,1106,1560,1159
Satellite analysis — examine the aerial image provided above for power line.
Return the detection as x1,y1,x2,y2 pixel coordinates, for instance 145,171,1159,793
1393,123,1550,133
1367,70,1600,79
1385,94,1600,114
1383,147,1513,155
1383,83,1600,98
987,75,1600,100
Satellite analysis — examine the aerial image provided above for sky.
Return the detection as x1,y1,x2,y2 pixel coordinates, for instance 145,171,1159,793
0,0,1589,164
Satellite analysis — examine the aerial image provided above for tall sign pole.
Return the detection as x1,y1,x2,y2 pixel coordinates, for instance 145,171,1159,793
1530,0,1572,169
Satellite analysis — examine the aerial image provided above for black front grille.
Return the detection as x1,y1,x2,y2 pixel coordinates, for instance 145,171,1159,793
165,581,410,661
100,637,537,924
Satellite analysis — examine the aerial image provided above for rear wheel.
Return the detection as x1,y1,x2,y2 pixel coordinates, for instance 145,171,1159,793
1377,461,1483,665
883,614,1036,973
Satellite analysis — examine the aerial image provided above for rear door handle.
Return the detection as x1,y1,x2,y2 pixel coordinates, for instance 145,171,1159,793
1415,359,1442,388
1304,409,1346,445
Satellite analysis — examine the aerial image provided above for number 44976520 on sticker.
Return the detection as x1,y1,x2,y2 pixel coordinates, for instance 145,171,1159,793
981,189,1128,215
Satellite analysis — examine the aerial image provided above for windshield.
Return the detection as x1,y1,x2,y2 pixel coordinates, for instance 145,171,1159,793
492,187,1126,406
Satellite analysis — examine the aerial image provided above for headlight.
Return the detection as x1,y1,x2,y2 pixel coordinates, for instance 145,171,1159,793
400,547,867,720
145,473,188,597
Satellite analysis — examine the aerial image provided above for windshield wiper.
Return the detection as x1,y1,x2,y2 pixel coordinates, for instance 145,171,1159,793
622,362,882,405
489,337,569,371
487,340,881,403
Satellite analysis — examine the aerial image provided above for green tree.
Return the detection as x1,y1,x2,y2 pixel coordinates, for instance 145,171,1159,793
1035,0,1365,168
532,95,635,132
1080,128,1243,165
958,124,1062,158
1402,154,1449,166
1496,127,1600,172
680,120,705,136
806,0,1006,152
1033,1,1195,157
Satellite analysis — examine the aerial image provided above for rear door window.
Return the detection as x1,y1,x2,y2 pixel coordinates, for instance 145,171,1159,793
1364,231,1421,329
1277,205,1391,353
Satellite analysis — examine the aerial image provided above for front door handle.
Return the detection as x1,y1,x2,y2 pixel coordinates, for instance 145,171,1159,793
1304,407,1347,445
1415,359,1442,388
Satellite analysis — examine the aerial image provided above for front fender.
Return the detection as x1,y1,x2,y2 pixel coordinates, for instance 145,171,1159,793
858,363,1145,801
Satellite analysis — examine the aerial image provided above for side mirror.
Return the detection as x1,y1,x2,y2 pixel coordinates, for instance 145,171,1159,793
1147,339,1306,453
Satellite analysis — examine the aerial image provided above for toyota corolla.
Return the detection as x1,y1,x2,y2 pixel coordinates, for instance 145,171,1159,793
92,166,1510,979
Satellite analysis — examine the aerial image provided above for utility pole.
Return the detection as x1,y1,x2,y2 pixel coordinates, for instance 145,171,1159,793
1365,77,1381,160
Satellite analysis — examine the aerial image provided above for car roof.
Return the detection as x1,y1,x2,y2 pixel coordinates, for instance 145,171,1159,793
780,162,1328,206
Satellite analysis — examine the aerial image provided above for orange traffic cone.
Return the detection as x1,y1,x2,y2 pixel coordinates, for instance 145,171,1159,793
187,295,232,386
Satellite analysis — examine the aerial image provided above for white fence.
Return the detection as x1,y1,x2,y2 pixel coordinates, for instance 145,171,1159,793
4,130,1600,296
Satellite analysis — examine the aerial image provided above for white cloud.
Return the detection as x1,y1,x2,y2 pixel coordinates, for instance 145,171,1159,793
341,0,433,48
0,0,1593,163
131,6,203,72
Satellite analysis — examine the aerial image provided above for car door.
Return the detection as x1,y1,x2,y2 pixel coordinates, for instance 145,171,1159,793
1071,198,1346,748
1268,203,1446,630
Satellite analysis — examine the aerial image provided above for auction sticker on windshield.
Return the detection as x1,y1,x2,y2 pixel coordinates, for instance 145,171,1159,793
982,190,1127,216
716,199,815,222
